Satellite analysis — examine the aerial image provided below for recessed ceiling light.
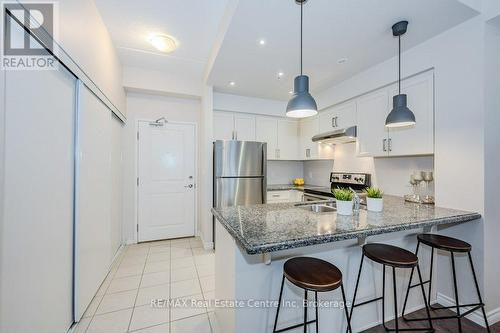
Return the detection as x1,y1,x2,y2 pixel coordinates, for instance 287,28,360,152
149,34,178,53
337,57,348,64
289,90,293,94
259,39,266,45
228,81,236,86
277,72,284,79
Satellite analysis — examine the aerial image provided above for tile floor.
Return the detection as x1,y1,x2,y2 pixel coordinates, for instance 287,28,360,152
73,237,217,333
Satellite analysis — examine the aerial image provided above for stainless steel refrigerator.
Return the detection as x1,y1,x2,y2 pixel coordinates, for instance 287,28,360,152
213,140,267,208
212,140,266,246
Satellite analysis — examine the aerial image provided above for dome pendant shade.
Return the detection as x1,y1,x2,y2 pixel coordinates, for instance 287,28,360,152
286,75,318,118
385,20,416,128
385,94,415,128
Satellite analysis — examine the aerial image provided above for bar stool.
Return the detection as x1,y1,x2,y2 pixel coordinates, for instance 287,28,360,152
401,234,491,333
273,257,352,333
348,244,434,332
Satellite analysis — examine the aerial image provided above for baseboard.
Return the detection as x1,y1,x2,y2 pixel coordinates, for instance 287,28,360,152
199,232,214,250
125,239,136,245
436,292,500,326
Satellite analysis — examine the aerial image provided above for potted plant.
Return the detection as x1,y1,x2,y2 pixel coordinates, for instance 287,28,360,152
333,188,354,216
364,187,384,212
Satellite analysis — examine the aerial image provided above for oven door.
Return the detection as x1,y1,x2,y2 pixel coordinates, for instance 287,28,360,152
303,193,331,202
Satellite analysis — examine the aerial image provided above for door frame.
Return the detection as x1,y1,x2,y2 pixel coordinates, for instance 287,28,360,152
134,119,198,244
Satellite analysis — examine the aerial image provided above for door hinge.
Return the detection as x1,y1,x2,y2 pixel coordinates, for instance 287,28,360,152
137,177,139,186
137,131,139,140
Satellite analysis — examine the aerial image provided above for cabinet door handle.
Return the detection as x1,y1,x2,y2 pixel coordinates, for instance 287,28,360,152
388,138,392,152
276,149,280,159
334,117,338,127
382,139,387,152
332,117,336,128
306,148,311,158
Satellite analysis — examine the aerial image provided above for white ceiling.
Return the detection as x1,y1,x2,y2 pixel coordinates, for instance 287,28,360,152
94,0,229,82
208,0,477,100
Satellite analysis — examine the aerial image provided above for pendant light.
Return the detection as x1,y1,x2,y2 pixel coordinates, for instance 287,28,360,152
286,0,318,118
385,21,416,128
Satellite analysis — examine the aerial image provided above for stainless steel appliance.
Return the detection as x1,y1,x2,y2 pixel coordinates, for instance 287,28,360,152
311,126,357,144
213,140,267,208
213,140,267,247
303,172,371,201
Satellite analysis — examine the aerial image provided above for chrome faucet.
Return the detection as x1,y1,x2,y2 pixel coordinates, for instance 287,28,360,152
350,187,360,212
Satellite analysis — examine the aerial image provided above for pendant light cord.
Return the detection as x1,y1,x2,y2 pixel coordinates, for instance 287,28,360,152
398,35,401,94
300,1,303,75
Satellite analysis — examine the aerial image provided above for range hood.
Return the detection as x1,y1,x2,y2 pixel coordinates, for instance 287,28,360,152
311,126,357,144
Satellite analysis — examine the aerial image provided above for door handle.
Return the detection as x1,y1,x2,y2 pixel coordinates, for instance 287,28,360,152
184,184,194,188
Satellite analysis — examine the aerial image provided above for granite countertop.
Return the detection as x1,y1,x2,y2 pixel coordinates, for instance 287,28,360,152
211,195,481,255
267,184,329,192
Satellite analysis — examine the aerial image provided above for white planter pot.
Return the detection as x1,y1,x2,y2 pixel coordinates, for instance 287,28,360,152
336,200,353,216
367,197,383,212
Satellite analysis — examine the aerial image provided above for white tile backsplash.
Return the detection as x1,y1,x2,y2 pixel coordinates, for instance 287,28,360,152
267,161,304,185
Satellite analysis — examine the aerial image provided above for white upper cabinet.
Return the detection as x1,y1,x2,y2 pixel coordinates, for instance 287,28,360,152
388,72,434,156
356,71,434,157
256,117,278,159
299,116,320,159
234,113,256,141
356,89,390,157
213,111,235,140
277,119,299,160
319,101,357,133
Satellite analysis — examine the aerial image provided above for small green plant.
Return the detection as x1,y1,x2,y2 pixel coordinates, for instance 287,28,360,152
364,187,383,199
332,187,353,201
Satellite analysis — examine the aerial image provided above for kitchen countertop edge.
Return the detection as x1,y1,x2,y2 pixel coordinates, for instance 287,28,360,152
211,204,481,256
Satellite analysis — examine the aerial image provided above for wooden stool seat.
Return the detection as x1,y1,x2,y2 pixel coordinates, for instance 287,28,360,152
417,233,471,252
283,257,342,292
363,243,418,268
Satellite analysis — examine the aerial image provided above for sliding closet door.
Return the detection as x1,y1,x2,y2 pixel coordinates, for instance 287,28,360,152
1,65,76,331
75,84,113,319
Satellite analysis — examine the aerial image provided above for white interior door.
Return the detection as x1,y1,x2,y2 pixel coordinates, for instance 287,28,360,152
138,121,196,242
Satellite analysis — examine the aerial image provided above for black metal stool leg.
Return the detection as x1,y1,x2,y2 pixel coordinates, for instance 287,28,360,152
427,248,439,311
402,241,420,318
273,275,285,333
346,253,365,333
304,290,308,333
393,267,399,332
314,291,319,333
450,252,463,333
382,265,390,331
340,283,353,333
468,253,491,332
416,265,434,332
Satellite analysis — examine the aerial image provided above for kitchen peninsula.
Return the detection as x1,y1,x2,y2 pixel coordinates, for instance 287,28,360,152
211,196,480,333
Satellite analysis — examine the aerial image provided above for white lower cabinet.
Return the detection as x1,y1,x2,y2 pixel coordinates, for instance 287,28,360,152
267,190,303,203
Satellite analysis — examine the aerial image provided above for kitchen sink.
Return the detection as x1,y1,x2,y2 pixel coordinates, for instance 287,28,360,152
298,204,336,213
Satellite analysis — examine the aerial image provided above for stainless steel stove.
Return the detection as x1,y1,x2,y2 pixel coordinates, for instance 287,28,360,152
302,172,371,201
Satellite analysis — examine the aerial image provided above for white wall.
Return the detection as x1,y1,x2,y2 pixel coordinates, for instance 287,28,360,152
214,92,287,117
123,66,203,99
314,16,494,320
123,92,201,243
267,161,304,185
58,0,126,112
483,19,500,320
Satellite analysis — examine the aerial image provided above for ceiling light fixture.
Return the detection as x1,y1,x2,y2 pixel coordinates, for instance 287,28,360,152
385,21,416,128
259,39,266,46
286,0,318,118
228,81,236,86
149,34,178,53
277,72,284,79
